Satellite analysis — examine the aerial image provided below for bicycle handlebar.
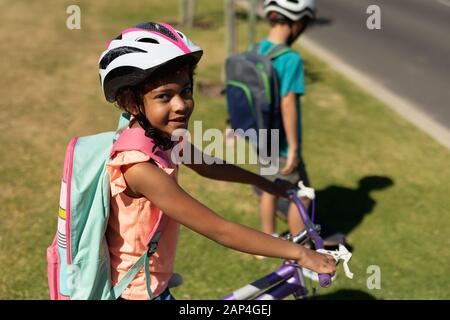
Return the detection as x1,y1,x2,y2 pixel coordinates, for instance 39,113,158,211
288,190,332,288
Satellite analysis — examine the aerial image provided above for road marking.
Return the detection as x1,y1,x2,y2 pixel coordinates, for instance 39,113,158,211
300,36,450,149
438,0,450,8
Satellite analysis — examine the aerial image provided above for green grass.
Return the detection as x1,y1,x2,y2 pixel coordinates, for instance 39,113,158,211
0,0,449,300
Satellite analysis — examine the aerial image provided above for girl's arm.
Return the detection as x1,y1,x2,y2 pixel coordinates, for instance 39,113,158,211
183,143,291,198
123,162,336,274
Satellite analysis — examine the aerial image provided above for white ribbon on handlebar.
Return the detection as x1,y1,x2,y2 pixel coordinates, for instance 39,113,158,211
296,181,315,200
317,244,354,279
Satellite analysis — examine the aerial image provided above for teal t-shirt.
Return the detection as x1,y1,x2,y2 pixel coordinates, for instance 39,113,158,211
258,40,305,158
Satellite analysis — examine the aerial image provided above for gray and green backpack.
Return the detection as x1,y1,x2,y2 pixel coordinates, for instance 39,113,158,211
225,43,293,151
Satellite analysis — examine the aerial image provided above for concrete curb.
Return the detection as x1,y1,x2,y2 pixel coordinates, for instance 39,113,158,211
299,35,450,150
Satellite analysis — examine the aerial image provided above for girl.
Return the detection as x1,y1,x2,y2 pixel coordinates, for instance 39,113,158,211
99,22,335,300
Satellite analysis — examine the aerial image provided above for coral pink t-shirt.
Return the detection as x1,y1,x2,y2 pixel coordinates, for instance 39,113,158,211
105,148,179,300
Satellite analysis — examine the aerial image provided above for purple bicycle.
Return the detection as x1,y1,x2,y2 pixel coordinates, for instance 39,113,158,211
222,186,353,300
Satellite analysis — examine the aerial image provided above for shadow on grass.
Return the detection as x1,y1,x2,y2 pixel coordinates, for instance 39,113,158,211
314,175,394,236
193,9,224,29
235,8,265,22
271,175,394,238
316,289,378,300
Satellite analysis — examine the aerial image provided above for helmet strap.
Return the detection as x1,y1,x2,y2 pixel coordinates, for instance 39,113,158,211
133,90,175,151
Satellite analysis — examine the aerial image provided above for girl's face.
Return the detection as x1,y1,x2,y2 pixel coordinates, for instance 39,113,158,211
141,68,194,137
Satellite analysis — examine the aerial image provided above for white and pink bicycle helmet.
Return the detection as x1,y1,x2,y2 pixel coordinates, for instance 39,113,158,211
99,22,203,103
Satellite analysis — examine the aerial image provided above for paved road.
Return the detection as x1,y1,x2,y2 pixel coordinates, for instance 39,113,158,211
305,0,450,129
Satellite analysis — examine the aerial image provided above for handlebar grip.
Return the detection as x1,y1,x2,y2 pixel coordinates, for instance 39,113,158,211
318,273,332,288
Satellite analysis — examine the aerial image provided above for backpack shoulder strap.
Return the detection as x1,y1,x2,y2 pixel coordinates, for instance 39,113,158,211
116,112,131,132
251,42,260,54
110,128,172,169
111,212,168,300
267,44,294,60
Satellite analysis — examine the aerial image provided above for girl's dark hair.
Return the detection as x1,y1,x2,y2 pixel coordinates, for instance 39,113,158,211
115,55,197,113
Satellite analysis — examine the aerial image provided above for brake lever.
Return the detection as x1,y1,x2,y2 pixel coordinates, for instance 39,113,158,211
296,181,315,200
316,244,354,279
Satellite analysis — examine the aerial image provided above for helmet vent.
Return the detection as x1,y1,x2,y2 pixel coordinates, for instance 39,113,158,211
99,46,146,70
137,37,159,44
133,22,178,42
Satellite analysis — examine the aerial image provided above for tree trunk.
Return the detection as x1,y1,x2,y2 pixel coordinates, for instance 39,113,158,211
186,0,196,28
179,0,196,27
248,0,258,49
225,0,236,57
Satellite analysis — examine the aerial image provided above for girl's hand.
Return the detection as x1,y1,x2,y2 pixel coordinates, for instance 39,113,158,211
274,178,297,197
258,178,296,199
280,149,299,175
297,247,336,275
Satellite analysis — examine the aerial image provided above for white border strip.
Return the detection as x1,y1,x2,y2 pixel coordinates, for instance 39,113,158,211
300,35,450,149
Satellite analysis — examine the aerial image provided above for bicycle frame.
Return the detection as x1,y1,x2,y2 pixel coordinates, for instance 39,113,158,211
223,192,332,300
